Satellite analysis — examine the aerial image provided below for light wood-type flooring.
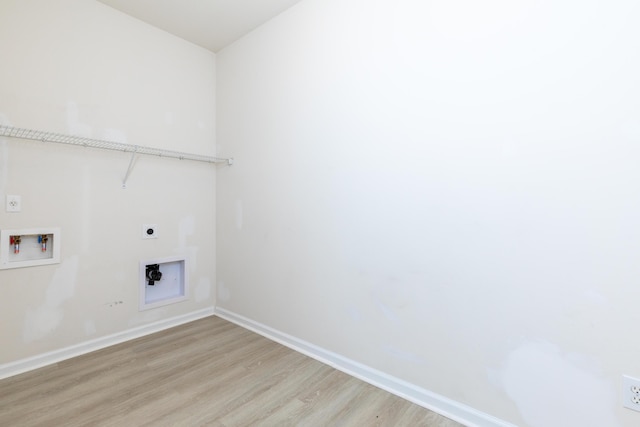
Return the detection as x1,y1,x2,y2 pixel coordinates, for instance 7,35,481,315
0,316,463,426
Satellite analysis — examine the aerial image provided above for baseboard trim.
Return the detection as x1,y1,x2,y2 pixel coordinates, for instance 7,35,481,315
0,307,215,380
214,307,515,427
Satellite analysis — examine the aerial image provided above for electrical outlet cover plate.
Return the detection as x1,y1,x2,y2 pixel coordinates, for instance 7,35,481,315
6,195,21,212
623,375,640,412
142,224,158,239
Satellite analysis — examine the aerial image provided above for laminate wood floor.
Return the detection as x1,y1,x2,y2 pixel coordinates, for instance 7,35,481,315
0,316,463,427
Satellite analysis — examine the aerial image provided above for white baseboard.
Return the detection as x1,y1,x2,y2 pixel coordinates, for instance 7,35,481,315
0,307,215,380
214,307,515,427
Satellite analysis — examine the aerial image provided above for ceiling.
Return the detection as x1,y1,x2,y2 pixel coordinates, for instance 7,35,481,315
97,0,305,52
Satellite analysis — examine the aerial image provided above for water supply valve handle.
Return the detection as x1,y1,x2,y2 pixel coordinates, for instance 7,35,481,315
39,235,48,252
10,235,21,254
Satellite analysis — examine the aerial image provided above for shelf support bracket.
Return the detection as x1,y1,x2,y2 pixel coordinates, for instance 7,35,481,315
122,148,138,189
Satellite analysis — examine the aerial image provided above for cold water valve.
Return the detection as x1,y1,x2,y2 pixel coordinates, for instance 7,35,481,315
38,235,48,252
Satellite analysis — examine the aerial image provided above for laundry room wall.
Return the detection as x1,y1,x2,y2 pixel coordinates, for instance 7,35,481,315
0,0,217,371
216,0,640,426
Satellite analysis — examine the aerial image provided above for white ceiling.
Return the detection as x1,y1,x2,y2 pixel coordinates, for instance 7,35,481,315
97,0,304,52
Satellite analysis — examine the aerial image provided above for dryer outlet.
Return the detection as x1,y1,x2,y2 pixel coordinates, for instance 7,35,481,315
142,224,158,239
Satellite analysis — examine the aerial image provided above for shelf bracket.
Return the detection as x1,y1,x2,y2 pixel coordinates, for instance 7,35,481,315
122,148,138,189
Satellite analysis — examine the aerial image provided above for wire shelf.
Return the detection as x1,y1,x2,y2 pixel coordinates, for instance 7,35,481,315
0,125,231,164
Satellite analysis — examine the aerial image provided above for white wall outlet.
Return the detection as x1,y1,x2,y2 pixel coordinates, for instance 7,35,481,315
142,224,158,239
6,195,21,212
623,375,640,411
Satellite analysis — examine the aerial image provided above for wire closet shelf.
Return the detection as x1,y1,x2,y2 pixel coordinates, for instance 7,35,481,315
0,125,231,165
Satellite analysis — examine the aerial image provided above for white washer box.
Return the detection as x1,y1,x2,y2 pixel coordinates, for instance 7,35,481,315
0,227,61,270
139,255,188,311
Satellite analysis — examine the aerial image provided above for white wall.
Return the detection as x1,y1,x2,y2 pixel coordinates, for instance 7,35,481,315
216,0,640,426
0,0,217,366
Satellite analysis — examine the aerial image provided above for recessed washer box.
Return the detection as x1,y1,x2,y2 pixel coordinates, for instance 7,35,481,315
139,255,188,311
0,227,61,270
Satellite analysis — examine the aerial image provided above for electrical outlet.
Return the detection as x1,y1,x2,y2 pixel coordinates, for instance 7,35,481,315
142,224,158,239
623,375,640,411
6,195,21,212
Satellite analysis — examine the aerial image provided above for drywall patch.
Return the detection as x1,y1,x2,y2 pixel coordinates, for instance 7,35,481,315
23,256,79,343
346,305,361,322
0,140,7,195
66,101,92,137
100,128,128,144
582,289,608,307
23,306,64,344
495,340,620,427
177,216,198,271
374,299,401,324
0,113,10,194
383,345,427,365
218,281,231,302
371,279,410,325
235,200,243,230
181,246,198,273
80,165,93,252
84,320,97,336
178,215,195,249
194,278,211,303
0,112,10,126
